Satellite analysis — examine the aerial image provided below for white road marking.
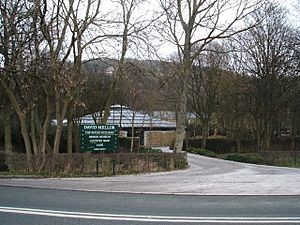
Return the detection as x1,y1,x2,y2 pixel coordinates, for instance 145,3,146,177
0,206,300,223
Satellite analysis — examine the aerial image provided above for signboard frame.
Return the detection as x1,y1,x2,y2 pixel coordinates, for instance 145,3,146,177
80,125,119,152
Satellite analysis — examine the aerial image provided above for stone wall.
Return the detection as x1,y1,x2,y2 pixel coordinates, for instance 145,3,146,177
144,131,176,147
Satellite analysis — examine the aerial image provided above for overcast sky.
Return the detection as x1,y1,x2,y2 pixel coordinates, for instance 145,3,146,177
0,0,298,67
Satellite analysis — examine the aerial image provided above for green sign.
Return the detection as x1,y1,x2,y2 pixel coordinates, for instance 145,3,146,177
80,125,119,152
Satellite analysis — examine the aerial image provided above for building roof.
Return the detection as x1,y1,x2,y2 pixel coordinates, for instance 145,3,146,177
80,105,176,129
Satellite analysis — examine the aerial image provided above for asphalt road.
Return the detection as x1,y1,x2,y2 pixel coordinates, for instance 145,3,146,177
1,153,300,195
1,155,300,224
1,186,300,224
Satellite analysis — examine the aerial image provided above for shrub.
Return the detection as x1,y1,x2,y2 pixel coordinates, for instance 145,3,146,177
2,152,188,176
224,153,267,165
139,147,162,153
0,152,8,171
187,138,236,153
186,148,216,157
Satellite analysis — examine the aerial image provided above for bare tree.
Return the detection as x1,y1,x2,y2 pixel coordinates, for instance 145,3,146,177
159,0,263,152
187,45,224,149
100,0,156,124
66,0,101,155
232,3,297,151
217,59,252,152
0,0,105,171
39,0,101,155
0,0,38,171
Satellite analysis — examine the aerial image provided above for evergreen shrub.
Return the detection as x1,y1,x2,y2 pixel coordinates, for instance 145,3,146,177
187,138,236,153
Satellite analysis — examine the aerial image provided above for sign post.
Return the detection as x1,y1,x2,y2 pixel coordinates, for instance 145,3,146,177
79,125,119,152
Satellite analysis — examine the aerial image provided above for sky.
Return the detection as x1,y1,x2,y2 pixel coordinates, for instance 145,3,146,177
279,0,298,23
0,0,298,67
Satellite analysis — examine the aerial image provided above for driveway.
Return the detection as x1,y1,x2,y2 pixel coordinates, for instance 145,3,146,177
1,154,300,195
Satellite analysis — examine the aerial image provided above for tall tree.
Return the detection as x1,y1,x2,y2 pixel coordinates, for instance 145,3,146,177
159,0,263,152
100,0,156,124
0,0,38,171
39,0,101,155
66,0,101,155
233,3,297,151
187,45,224,149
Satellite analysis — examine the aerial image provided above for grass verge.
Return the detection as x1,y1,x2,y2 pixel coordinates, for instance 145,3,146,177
186,148,300,168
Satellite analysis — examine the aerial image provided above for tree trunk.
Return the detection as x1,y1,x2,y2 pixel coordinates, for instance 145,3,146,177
4,110,13,154
53,122,63,155
130,111,136,152
290,124,296,152
255,118,263,152
19,114,34,171
214,128,218,136
174,88,187,153
73,119,80,153
264,127,271,151
202,120,208,149
38,95,51,171
4,109,13,171
101,66,124,124
101,82,115,124
102,19,127,124
1,80,33,171
202,132,207,149
30,110,39,155
174,53,191,153
53,93,69,155
235,127,241,153
67,107,73,155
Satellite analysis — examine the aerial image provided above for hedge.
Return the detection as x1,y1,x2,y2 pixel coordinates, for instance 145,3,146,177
224,153,267,165
187,138,236,153
186,148,217,158
0,152,188,176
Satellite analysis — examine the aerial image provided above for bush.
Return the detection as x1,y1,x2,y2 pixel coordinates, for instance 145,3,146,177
1,152,188,176
139,147,162,153
224,153,267,165
0,152,8,171
186,148,217,157
187,138,236,153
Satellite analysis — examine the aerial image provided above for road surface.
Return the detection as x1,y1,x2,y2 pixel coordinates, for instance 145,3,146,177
1,153,300,195
1,186,300,224
1,154,300,224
